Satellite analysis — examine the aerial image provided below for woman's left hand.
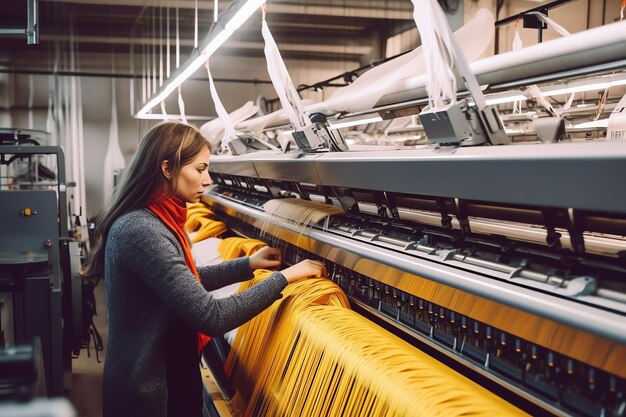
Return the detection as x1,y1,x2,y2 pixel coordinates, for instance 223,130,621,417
249,246,282,270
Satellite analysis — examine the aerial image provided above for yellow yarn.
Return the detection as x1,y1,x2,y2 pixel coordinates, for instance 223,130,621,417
225,276,350,411
240,239,266,256
225,280,528,417
185,203,227,243
218,237,267,260
218,237,249,260
187,202,215,217
186,202,216,231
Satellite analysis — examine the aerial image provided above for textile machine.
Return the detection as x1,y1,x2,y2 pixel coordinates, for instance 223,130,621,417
196,8,626,417
201,141,626,417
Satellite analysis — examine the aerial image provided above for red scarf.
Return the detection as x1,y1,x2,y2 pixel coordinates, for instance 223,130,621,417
148,196,211,354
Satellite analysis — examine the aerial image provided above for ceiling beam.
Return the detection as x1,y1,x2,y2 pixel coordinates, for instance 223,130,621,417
41,0,413,19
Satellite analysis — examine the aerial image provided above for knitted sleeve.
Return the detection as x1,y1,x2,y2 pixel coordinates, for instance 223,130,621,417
113,212,288,336
197,258,254,291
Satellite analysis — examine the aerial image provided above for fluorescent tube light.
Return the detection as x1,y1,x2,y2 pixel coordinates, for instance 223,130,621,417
485,94,527,105
468,90,526,106
136,113,214,121
540,75,626,97
135,0,266,119
328,115,383,129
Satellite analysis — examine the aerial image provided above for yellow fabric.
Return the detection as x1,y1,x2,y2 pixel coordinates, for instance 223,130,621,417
218,237,267,260
240,239,266,256
184,203,227,243
186,202,216,231
217,237,248,260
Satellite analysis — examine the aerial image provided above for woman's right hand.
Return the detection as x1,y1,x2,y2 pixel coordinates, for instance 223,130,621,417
281,259,327,284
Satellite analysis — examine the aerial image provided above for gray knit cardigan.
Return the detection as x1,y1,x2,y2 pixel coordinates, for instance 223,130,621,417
103,208,287,417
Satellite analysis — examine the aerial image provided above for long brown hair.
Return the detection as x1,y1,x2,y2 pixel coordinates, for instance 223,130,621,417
84,121,210,278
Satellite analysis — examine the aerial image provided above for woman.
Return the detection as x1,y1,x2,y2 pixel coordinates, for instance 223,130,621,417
85,121,325,417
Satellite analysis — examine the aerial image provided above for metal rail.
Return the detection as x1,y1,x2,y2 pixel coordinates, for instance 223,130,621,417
204,192,626,344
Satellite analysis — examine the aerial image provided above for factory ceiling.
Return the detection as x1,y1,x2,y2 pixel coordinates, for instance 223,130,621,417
0,0,418,75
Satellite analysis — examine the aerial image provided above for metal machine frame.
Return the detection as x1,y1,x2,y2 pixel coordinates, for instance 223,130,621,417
0,143,80,397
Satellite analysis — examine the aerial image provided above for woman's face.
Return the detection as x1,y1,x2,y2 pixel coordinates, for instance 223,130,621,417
174,147,212,203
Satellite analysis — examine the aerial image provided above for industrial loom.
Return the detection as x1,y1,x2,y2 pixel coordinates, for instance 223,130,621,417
200,141,626,417
194,5,626,417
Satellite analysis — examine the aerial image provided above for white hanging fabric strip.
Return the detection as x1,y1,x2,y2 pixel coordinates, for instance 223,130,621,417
204,59,279,153
214,0,218,22
69,26,82,219
512,22,523,51
194,0,198,48
46,88,54,144
160,100,168,119
142,41,146,100
511,20,523,114
176,4,180,68
177,85,188,124
103,77,126,201
563,92,576,110
410,0,457,109
147,45,152,98
152,8,157,95
166,1,170,77
199,100,259,149
76,52,87,230
159,1,163,86
261,7,308,129
205,60,238,151
28,75,34,129
204,60,237,145
527,11,571,37
52,61,62,149
44,68,58,173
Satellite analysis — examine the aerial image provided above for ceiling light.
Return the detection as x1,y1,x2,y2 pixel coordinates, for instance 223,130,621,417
484,94,528,105
328,114,383,129
467,90,527,106
135,0,266,119
540,74,626,97
136,113,214,121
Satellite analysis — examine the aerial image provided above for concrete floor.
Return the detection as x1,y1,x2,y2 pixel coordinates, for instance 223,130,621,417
66,282,108,417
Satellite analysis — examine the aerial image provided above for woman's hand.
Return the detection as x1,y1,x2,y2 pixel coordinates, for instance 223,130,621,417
249,246,282,270
281,259,327,284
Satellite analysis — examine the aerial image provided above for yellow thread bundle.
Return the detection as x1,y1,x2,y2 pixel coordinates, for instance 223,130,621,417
186,202,227,242
225,277,350,411
218,237,267,259
226,299,528,417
